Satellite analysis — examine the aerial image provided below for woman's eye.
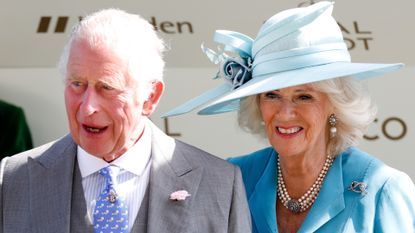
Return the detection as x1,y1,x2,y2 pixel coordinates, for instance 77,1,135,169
263,92,280,100
297,94,313,101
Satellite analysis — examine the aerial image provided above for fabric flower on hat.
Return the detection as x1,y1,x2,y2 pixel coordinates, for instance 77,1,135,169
202,39,253,90
221,57,252,89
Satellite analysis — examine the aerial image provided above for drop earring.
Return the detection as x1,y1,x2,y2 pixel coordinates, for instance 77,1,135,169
329,114,337,138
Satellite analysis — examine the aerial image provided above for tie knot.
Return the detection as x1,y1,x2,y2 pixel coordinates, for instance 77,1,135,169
99,166,120,187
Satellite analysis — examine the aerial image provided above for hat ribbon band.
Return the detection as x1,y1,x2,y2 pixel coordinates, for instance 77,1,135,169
252,48,351,77
253,42,348,64
213,30,254,58
252,2,333,57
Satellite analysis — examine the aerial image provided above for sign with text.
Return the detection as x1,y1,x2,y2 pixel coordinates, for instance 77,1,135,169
0,0,413,68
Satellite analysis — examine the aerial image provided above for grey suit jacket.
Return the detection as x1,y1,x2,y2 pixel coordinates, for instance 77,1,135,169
0,121,251,233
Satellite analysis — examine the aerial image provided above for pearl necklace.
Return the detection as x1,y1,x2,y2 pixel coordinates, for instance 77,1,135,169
277,155,334,214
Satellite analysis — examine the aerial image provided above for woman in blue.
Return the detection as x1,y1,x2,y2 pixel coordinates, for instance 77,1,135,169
164,1,415,232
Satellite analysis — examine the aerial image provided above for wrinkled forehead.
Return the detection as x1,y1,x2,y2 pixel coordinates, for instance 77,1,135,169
67,40,130,81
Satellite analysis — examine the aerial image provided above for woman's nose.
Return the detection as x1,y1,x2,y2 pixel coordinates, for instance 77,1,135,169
275,99,296,119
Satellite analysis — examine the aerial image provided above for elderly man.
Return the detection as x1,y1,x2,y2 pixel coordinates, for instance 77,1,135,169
0,9,251,233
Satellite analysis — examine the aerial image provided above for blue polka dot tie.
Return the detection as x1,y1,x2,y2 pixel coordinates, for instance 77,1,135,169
93,166,129,233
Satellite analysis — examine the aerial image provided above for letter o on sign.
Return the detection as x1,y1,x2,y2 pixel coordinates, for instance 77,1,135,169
382,117,407,140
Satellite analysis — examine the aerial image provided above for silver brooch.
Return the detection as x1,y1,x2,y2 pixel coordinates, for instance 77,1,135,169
348,181,367,194
108,190,118,203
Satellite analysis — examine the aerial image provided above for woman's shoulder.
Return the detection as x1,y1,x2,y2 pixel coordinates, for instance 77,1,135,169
340,147,413,191
340,148,415,231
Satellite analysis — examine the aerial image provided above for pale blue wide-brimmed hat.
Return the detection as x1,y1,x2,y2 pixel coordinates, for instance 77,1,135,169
163,1,403,117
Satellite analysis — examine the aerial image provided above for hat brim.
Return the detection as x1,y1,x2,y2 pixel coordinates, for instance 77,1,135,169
197,62,403,115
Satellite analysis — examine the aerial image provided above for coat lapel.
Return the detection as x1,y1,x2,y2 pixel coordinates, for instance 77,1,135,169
248,150,278,233
28,135,77,233
298,154,345,232
146,121,203,233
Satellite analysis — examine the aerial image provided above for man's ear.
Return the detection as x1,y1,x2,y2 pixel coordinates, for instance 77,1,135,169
142,80,164,116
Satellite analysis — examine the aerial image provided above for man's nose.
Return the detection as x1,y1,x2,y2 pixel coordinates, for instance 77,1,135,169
80,87,100,115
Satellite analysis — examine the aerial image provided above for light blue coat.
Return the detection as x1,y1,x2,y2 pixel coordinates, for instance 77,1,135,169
229,147,415,232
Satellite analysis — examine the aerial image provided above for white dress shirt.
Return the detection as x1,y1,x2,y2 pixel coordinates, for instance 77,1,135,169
77,126,152,231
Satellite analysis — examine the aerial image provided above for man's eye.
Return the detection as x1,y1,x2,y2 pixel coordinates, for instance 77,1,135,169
71,81,83,87
102,84,115,91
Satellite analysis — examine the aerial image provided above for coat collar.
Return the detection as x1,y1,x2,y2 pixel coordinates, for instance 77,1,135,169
248,149,346,233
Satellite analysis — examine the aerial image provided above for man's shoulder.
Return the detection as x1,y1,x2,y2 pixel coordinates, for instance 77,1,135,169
148,121,237,176
174,139,235,171
2,135,74,172
148,121,231,167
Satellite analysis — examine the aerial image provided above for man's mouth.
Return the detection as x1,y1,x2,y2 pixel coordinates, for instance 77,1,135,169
83,125,108,133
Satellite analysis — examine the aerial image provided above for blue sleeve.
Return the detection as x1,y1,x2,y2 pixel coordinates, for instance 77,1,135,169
374,171,415,232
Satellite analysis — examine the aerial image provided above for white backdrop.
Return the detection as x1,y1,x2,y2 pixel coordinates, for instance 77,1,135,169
0,0,414,179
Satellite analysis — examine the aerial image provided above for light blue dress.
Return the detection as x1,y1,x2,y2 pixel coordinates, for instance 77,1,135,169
229,147,415,232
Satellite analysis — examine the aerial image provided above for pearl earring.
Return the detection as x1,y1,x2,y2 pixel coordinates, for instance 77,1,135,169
329,114,337,138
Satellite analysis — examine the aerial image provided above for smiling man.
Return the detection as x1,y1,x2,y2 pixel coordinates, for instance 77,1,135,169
0,9,251,233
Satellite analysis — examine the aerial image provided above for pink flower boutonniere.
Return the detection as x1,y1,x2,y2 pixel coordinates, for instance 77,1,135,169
169,190,191,201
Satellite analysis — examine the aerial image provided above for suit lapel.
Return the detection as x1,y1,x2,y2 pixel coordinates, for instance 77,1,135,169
248,150,277,233
28,135,77,233
146,121,203,233
298,155,345,232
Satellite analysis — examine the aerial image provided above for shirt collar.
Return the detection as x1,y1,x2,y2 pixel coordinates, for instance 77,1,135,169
77,123,152,178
